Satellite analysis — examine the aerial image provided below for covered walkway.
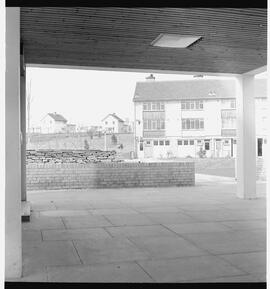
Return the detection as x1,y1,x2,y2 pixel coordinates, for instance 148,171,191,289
10,175,266,282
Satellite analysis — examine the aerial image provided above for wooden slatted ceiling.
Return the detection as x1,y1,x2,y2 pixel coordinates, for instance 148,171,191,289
20,8,267,74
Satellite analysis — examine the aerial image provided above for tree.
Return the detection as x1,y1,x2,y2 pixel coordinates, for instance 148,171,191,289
84,139,89,150
111,134,117,145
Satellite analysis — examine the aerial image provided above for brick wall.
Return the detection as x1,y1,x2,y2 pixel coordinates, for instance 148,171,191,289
26,161,195,191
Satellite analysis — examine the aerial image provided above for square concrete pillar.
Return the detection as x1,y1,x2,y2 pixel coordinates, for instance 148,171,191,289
20,51,27,203
235,75,256,199
5,7,22,278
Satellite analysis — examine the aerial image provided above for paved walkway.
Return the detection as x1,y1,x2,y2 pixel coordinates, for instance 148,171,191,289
10,175,266,282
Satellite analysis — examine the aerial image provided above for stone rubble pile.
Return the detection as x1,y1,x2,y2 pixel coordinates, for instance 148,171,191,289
26,149,118,164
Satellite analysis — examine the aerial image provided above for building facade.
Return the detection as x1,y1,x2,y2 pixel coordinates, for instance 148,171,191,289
101,113,125,133
133,79,267,159
39,112,68,134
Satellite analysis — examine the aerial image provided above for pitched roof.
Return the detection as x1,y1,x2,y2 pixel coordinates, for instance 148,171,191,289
48,113,67,123
133,78,267,102
102,113,124,123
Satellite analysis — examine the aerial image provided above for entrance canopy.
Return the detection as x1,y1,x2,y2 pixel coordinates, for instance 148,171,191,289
20,8,267,74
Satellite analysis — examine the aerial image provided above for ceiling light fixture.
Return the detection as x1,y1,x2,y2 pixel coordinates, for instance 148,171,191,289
151,33,202,48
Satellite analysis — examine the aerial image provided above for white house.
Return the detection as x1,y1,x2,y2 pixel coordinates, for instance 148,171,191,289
40,112,68,134
133,78,267,159
101,113,125,133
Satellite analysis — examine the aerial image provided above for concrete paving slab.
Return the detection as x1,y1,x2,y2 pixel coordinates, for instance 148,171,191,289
142,212,198,224
183,229,266,255
22,216,65,230
183,274,262,282
138,255,246,282
218,252,266,275
47,262,153,282
40,210,90,217
165,222,233,235
54,203,93,210
88,200,127,209
221,220,267,231
73,238,150,265
128,235,209,259
22,240,81,267
90,208,139,215
42,228,112,241
133,206,181,213
63,215,112,229
106,225,176,238
31,202,57,211
104,214,157,226
183,209,265,222
22,230,42,242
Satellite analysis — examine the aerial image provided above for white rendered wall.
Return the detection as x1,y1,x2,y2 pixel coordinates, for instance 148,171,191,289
236,75,256,199
5,7,22,278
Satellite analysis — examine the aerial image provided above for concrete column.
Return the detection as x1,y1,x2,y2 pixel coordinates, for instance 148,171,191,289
5,8,22,278
20,49,27,202
235,75,256,199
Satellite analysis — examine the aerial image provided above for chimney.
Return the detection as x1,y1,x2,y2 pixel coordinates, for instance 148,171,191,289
146,74,155,81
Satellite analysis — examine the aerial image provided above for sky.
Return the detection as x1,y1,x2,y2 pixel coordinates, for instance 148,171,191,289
26,67,267,128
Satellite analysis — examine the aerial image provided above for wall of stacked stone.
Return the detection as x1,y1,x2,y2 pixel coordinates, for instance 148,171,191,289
26,149,117,164
26,162,195,190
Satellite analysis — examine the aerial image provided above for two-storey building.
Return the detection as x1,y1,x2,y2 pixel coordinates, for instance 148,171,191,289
133,78,267,159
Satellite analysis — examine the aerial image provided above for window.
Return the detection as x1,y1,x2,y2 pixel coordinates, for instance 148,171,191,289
143,120,148,130
152,120,157,130
258,138,263,157
105,121,108,125
184,140,188,145
182,118,204,130
154,140,158,146
147,120,151,130
186,119,190,129
230,100,236,108
200,120,204,129
195,119,200,129
221,109,236,129
182,119,186,130
143,102,165,111
159,140,164,146
165,140,170,145
146,141,151,145
161,120,165,129
190,119,195,129
181,100,203,110
190,140,194,145
197,140,202,144
205,141,210,150
233,139,237,144
112,121,115,124
224,140,229,145
143,119,165,131
140,141,143,151
178,140,182,145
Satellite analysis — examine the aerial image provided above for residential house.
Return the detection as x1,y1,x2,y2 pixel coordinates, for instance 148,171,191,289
40,112,67,134
101,113,125,133
133,78,267,159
